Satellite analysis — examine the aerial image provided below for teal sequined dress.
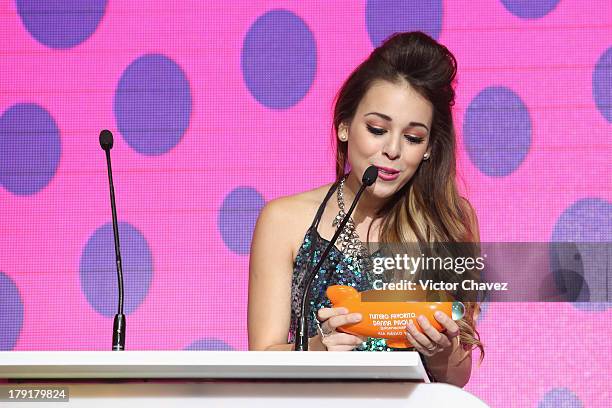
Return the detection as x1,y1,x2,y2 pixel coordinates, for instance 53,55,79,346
287,180,406,352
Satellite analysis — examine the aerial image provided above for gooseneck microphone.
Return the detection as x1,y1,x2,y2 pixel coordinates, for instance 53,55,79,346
294,165,378,351
99,129,126,351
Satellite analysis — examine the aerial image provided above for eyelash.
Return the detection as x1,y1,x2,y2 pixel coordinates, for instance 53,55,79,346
366,124,425,144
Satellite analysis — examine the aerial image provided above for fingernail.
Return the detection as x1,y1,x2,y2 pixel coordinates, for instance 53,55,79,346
408,320,416,329
418,315,427,324
350,313,362,322
435,311,443,319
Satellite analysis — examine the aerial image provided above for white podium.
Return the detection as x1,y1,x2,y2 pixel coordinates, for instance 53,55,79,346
0,351,488,407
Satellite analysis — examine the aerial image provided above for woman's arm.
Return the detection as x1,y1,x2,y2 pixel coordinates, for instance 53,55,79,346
248,197,366,352
248,198,296,351
405,311,472,387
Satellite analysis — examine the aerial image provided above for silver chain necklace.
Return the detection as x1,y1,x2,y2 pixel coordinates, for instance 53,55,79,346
332,175,372,272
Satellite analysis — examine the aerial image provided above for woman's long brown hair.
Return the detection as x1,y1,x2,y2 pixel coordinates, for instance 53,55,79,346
333,32,484,360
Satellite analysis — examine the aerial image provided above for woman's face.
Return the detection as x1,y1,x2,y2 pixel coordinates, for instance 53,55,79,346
343,79,433,200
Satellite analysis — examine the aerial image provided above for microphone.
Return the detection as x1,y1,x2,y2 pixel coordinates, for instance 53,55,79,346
294,165,378,351
99,129,126,351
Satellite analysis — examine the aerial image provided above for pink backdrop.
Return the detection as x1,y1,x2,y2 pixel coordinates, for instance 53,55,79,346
1,1,611,406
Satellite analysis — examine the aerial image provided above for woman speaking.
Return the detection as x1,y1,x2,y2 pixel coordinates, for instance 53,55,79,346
248,32,483,387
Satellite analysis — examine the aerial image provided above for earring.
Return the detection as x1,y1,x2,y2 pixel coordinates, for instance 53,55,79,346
423,153,430,160
339,131,348,142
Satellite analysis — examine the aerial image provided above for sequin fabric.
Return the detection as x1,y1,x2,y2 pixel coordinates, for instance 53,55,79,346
288,226,404,352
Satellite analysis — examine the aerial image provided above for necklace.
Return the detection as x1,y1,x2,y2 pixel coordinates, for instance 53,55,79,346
333,175,373,273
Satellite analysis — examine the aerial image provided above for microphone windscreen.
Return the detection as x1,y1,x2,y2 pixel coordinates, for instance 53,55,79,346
99,129,114,150
362,165,378,186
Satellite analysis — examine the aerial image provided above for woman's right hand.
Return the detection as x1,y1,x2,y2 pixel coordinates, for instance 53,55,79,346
310,307,367,351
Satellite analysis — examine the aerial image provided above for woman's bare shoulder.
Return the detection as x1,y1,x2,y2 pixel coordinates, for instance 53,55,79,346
256,183,335,255
262,183,334,227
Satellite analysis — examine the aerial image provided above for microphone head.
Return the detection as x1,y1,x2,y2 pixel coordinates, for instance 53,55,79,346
362,165,378,186
99,129,114,151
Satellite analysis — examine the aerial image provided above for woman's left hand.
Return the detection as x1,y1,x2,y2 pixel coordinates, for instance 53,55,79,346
405,311,460,357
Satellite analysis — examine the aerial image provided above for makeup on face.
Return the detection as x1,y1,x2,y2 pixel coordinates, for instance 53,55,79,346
376,167,400,181
364,112,429,144
347,80,433,196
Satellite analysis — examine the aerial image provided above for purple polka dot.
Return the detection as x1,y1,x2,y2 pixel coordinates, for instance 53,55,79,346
571,302,611,312
218,187,265,255
463,87,531,177
366,0,443,46
0,272,24,350
185,338,234,351
80,222,153,317
547,247,589,302
500,0,561,19
15,0,107,49
552,198,612,243
0,103,61,195
114,54,191,156
538,387,583,408
241,9,316,109
593,47,612,123
550,199,612,307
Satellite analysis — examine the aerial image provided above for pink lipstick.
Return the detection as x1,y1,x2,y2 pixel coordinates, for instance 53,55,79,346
376,166,400,181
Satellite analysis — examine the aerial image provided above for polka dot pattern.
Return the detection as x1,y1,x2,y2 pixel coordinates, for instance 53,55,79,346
500,0,561,19
548,243,588,302
550,198,612,306
15,0,107,49
365,0,443,46
571,302,611,312
552,198,612,243
218,187,265,255
184,338,234,351
463,86,531,177
79,222,153,317
538,387,583,408
114,54,191,156
0,272,24,350
1,2,611,406
0,103,61,195
593,47,612,123
241,9,316,109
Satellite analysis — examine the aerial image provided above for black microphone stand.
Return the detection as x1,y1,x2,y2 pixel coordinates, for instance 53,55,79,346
294,166,378,351
99,130,126,351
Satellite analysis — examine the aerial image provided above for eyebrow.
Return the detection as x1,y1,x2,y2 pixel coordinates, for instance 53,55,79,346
364,112,430,132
